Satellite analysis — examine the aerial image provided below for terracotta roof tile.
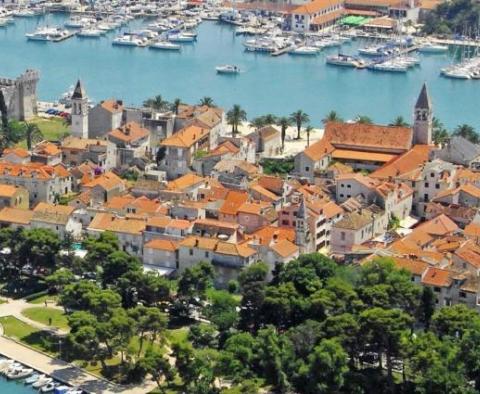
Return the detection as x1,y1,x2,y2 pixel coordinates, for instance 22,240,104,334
144,239,178,252
422,267,453,287
271,239,298,258
0,207,34,225
161,125,209,148
108,122,149,144
167,173,205,191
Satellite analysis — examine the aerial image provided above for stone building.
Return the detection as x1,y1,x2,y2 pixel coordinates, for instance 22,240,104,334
0,69,39,121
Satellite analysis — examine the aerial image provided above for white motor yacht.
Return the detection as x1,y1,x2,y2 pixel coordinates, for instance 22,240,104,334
26,27,71,42
14,9,35,17
290,46,319,56
112,35,145,46
40,381,57,392
168,33,196,42
150,40,181,50
326,54,364,68
25,373,42,385
216,64,240,74
441,68,471,79
418,43,449,54
78,28,103,37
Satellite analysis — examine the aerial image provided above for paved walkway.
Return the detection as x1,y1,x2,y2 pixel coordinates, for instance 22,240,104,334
0,298,158,394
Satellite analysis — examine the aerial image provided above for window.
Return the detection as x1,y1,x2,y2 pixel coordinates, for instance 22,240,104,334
340,194,344,198
340,232,345,241
434,286,440,293
460,291,467,298
189,249,193,256
347,184,351,188
424,182,429,188
282,220,289,225
435,183,440,189
305,166,310,172
424,193,429,202
430,172,435,178
340,184,344,188
205,252,209,258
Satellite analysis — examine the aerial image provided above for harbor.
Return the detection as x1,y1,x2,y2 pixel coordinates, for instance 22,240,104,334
1,10,480,129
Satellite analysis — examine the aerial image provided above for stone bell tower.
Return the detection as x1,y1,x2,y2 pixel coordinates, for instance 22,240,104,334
70,80,89,139
295,195,311,254
413,83,433,145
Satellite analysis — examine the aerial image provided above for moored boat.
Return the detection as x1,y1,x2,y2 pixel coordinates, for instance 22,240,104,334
216,64,240,74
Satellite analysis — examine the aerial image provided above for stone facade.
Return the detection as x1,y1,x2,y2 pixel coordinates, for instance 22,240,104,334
0,69,39,121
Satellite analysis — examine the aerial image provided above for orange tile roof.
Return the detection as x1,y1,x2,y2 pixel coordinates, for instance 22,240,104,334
144,239,178,252
322,201,344,219
105,195,136,210
33,141,61,156
166,173,205,191
194,218,240,230
271,239,299,258
0,207,34,224
161,125,210,148
363,16,397,28
3,148,30,159
61,136,107,150
415,214,458,236
215,241,257,257
420,0,442,9
455,241,480,269
0,162,70,180
391,256,429,276
437,183,480,200
238,201,270,215
100,99,123,113
292,0,343,15
332,149,397,163
250,225,296,246
422,267,452,287
108,122,149,144
250,184,279,202
303,138,335,161
180,236,219,251
88,213,146,235
0,184,23,198
33,202,74,216
258,175,284,195
84,171,125,191
206,141,240,157
219,190,249,215
324,121,412,152
465,223,480,238
311,9,344,25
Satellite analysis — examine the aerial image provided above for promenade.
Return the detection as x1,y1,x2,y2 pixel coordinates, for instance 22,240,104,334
0,298,158,394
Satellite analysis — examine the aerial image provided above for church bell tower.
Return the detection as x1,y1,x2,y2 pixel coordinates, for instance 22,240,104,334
70,80,89,139
413,83,433,145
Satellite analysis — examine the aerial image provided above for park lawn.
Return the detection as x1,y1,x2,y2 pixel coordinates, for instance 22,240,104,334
27,294,59,305
16,116,69,148
21,307,69,330
0,316,58,355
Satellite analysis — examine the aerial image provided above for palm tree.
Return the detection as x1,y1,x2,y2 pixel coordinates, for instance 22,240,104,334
23,122,43,151
143,95,169,111
262,114,277,126
171,98,182,115
226,104,247,136
323,110,343,124
305,125,314,147
355,115,373,124
432,117,449,146
277,117,291,151
199,97,215,107
453,124,479,144
290,110,310,140
389,116,409,127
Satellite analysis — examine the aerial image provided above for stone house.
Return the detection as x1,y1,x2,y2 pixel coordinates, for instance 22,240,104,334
88,99,123,139
107,122,150,169
30,202,82,239
60,136,109,168
0,184,28,210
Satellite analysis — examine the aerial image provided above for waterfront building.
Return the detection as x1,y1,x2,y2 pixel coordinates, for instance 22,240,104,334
289,0,345,32
70,80,89,139
0,69,39,121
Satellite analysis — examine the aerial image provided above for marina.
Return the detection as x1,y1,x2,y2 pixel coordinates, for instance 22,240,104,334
1,12,480,128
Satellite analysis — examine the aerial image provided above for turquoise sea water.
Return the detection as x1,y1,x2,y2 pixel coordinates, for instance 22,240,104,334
0,376,35,393
0,13,479,129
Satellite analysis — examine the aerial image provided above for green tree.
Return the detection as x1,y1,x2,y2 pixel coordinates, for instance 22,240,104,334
18,228,61,272
355,115,373,124
432,304,480,338
277,116,291,151
45,268,75,292
239,262,268,332
143,95,169,111
205,290,239,333
129,305,167,356
171,98,181,114
389,116,409,127
23,122,44,151
301,339,348,394
177,261,215,301
227,104,247,136
418,286,435,330
188,323,218,348
199,97,215,107
289,110,310,140
102,251,141,287
140,348,175,391
432,117,449,145
453,124,479,144
305,125,314,147
323,110,343,124
359,307,412,386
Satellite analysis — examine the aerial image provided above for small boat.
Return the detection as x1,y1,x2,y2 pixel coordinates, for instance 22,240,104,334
24,372,41,384
77,28,103,38
418,43,449,54
33,377,53,389
26,27,71,42
54,385,71,394
14,9,35,17
168,33,195,43
40,381,58,392
112,35,145,47
326,54,364,68
441,68,471,79
216,64,240,74
291,46,319,56
66,389,83,394
150,40,181,50
7,367,33,379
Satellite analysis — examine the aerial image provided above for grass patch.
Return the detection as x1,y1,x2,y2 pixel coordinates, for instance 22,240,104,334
27,293,59,305
15,117,69,148
0,316,59,355
22,307,69,330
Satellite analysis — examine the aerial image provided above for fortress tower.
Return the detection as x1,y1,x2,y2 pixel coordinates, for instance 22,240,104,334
0,69,39,121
